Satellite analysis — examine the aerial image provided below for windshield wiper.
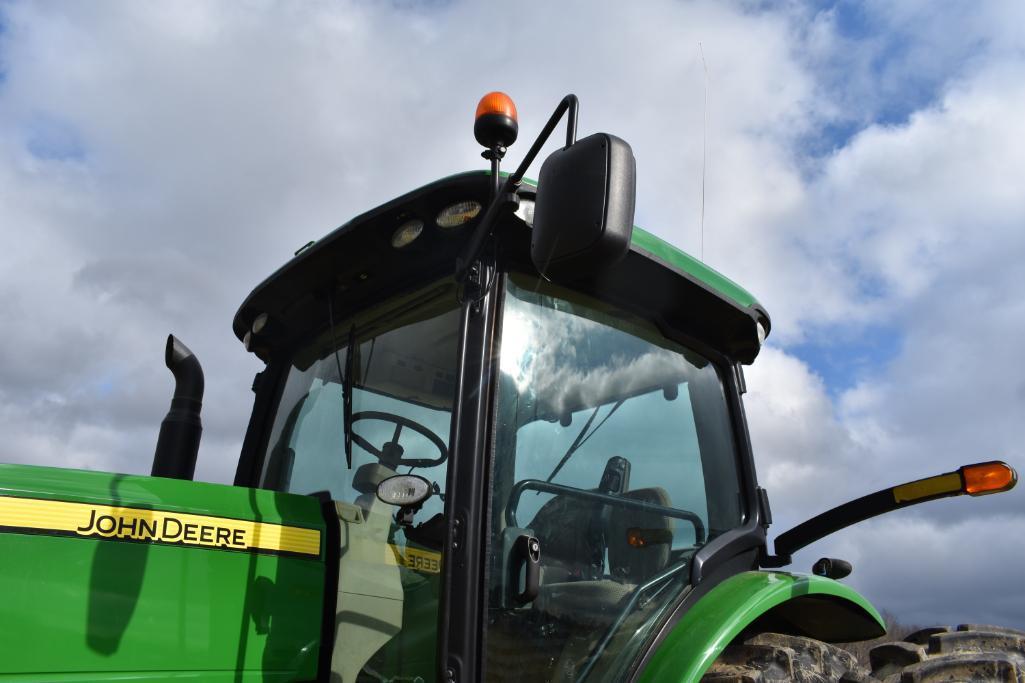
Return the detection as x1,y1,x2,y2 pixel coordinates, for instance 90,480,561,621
544,399,625,483
343,324,355,469
327,293,354,469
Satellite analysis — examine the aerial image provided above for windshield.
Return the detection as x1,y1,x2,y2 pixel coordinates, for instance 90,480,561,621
260,280,460,683
486,274,743,682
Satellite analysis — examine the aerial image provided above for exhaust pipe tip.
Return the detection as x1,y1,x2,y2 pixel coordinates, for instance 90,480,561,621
152,334,205,480
165,334,204,402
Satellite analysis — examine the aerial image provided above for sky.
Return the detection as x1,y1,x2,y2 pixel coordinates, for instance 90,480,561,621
1,0,1023,631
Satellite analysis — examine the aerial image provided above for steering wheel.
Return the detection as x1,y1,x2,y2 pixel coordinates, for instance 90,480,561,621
349,410,448,468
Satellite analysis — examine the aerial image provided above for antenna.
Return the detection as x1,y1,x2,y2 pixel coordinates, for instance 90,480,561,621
699,42,708,262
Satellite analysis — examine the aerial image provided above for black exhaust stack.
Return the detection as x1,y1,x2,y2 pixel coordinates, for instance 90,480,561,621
152,335,204,480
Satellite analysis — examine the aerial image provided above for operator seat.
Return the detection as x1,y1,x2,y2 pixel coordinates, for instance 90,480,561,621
528,492,603,584
532,487,674,625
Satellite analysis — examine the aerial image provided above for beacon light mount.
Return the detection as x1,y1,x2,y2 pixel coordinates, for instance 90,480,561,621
457,93,579,280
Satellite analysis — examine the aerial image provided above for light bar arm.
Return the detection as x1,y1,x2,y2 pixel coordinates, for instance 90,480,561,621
761,461,1016,568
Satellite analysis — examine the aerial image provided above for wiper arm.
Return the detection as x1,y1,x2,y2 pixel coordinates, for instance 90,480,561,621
327,292,354,469
343,325,355,469
544,399,625,483
544,406,598,483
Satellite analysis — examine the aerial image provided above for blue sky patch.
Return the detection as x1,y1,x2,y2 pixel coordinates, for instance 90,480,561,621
0,10,7,86
24,114,87,162
799,0,980,158
789,322,903,395
94,376,116,397
800,118,865,161
826,0,876,41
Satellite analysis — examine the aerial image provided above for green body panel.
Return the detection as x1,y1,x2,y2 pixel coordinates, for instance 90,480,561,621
512,172,760,309
0,464,326,681
507,172,759,309
637,571,885,683
630,228,758,309
0,674,295,682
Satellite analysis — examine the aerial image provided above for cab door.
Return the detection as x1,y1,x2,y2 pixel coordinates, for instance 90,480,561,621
483,275,746,682
251,282,462,683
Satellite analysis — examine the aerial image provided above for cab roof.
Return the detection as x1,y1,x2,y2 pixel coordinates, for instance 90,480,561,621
234,171,770,363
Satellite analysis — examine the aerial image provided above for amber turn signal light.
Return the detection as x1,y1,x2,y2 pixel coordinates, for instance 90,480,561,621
960,461,1017,496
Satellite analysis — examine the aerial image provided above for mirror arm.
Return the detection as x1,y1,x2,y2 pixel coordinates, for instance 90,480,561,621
508,93,578,185
457,94,579,280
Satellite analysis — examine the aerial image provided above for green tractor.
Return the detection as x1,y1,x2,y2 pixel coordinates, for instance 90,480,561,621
0,92,1021,682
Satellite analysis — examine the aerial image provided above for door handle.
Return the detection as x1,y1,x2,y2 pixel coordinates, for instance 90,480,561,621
512,534,541,605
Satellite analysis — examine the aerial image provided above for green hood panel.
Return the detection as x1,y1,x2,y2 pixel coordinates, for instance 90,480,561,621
0,464,326,680
638,571,885,683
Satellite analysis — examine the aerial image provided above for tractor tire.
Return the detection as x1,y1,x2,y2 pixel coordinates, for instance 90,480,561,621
867,624,1025,682
701,632,867,682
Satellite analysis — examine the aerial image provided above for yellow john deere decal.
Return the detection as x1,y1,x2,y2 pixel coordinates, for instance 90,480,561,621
402,545,442,573
386,543,442,574
0,495,321,557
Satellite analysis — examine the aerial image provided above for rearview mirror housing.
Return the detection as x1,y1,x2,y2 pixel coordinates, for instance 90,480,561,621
531,132,636,280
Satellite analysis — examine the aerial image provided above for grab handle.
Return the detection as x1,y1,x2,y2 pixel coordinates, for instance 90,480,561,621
512,535,541,605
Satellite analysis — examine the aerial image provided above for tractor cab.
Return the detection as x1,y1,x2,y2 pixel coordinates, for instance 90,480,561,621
229,94,771,681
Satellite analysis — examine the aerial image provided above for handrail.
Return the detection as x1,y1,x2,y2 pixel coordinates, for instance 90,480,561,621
506,479,706,544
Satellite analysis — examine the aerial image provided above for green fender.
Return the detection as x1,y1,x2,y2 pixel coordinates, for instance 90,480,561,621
637,570,886,683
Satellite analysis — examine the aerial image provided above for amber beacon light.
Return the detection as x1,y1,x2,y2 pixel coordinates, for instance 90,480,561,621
474,91,519,149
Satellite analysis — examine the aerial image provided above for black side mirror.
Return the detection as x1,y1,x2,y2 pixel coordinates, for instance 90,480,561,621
531,133,636,280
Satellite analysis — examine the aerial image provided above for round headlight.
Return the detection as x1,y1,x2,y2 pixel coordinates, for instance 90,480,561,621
377,474,432,507
436,200,482,229
252,312,269,335
514,198,535,227
391,219,424,249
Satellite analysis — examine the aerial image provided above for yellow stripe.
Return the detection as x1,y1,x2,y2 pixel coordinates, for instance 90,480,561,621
0,496,320,557
893,472,962,503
